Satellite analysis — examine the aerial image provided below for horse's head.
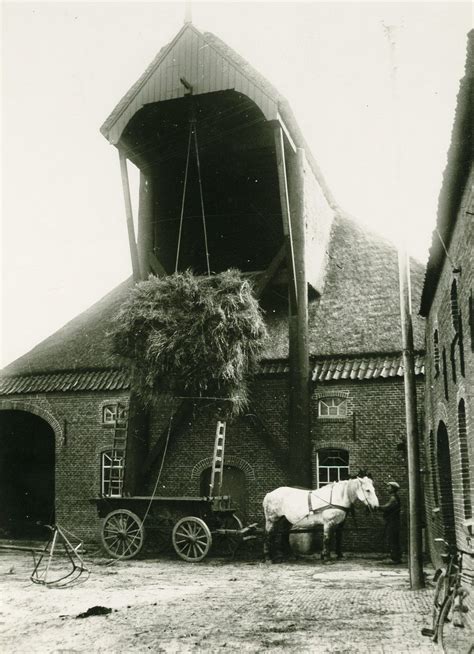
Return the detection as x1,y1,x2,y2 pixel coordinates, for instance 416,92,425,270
353,475,379,511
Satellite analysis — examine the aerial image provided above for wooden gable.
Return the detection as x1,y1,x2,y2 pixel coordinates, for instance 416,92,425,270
101,23,279,146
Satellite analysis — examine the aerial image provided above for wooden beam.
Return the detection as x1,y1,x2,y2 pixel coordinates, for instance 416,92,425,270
276,112,297,154
137,172,154,279
119,151,141,283
254,245,286,298
274,126,298,310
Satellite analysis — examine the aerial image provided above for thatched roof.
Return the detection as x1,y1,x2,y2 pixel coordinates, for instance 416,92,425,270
2,214,425,384
420,30,473,316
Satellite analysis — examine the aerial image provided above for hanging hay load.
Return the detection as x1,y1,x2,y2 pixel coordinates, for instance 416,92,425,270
110,269,268,416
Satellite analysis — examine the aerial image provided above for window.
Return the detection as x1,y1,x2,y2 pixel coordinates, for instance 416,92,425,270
101,450,125,497
318,397,347,418
442,348,449,400
317,449,349,487
433,330,440,377
450,338,457,384
458,312,465,377
102,403,128,426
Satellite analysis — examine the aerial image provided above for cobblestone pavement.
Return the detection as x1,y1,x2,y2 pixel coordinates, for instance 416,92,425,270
0,550,468,653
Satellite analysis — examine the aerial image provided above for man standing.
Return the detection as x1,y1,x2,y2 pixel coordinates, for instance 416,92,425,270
380,481,401,564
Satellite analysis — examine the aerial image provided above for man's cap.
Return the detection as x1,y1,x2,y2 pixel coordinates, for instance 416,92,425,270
386,481,400,489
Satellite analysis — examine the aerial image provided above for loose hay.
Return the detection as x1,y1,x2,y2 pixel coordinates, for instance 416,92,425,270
110,269,267,415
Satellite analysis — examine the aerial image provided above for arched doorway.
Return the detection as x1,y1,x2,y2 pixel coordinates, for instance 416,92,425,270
436,421,456,544
0,411,55,538
200,465,248,518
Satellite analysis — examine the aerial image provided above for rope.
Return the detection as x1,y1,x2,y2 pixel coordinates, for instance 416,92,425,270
174,100,211,276
175,125,193,273
193,121,211,276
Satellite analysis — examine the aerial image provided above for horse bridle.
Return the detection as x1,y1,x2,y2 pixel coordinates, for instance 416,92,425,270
356,477,374,512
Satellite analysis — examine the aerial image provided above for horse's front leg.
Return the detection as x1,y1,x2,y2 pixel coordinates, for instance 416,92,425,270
322,523,332,561
263,518,274,563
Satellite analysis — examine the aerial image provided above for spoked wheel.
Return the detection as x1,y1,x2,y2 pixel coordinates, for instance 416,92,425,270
431,570,449,640
172,516,212,562
438,594,472,654
101,509,145,560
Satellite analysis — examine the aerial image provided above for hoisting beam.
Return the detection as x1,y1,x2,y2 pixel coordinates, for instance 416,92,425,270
119,150,141,283
274,127,298,308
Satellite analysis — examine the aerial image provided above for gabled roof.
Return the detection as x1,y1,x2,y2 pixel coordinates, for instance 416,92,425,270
1,213,426,384
100,23,280,144
420,30,473,316
100,22,338,211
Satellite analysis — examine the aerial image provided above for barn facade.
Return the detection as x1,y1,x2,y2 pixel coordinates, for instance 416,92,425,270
0,23,426,555
419,30,473,614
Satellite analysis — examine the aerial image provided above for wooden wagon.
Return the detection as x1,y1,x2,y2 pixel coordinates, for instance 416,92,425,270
92,495,256,562
91,418,257,562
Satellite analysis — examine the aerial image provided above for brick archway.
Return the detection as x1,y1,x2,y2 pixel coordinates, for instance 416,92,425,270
191,455,255,481
0,399,64,446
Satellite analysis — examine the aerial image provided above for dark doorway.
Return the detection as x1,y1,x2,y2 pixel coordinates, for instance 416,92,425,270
436,421,456,544
200,465,248,518
0,411,55,538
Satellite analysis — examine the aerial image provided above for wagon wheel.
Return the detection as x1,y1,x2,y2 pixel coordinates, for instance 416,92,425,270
101,509,145,560
172,516,212,562
214,513,244,557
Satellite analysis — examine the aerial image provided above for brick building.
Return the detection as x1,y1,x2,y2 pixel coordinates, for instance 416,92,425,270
419,31,473,600
1,23,425,555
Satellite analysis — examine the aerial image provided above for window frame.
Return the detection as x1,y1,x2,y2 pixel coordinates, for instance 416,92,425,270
101,449,125,497
317,396,348,420
316,448,350,488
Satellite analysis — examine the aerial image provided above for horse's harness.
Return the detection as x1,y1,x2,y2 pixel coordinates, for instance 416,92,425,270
307,484,350,515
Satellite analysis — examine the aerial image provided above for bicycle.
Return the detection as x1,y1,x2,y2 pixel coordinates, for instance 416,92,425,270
422,538,472,653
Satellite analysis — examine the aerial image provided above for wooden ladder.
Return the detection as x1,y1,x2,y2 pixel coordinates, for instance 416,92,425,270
209,420,226,497
107,403,128,497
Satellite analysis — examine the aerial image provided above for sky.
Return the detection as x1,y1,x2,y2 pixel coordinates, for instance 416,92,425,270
1,1,471,368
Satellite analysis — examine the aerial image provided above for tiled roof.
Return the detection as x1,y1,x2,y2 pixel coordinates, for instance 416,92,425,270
0,370,129,395
311,354,425,382
0,355,424,396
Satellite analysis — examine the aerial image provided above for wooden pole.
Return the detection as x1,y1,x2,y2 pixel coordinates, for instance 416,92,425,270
274,127,298,309
137,172,154,279
384,23,424,589
119,151,141,283
275,125,311,487
398,250,425,589
292,148,311,487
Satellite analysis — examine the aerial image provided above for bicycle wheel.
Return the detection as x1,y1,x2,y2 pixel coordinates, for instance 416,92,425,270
431,569,449,639
438,593,472,654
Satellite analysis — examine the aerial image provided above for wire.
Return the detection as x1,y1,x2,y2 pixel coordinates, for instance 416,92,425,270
175,124,193,272
193,121,211,275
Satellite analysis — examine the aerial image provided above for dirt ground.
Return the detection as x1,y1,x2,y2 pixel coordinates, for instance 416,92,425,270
0,544,467,653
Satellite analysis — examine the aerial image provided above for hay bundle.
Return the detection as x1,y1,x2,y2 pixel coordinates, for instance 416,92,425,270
110,269,267,415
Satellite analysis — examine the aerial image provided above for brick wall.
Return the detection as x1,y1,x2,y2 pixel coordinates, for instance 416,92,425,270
423,164,474,622
1,372,425,558
311,377,425,553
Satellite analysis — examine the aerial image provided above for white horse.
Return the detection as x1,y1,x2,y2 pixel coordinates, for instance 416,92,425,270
262,475,379,561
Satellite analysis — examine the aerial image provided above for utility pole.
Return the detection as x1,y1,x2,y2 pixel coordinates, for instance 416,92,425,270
383,23,425,590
